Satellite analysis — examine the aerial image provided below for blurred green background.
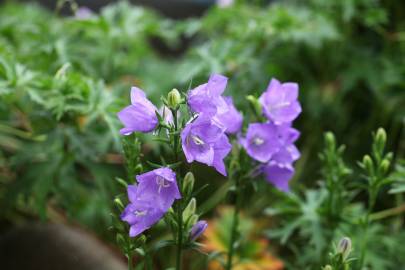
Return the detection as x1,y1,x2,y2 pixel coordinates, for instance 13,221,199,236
0,0,404,269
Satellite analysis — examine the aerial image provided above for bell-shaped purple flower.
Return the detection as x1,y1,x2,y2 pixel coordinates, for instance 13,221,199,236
263,125,301,192
181,115,232,176
190,220,208,241
135,167,181,210
241,122,281,163
259,79,302,124
214,97,243,134
120,185,165,237
121,168,181,237
188,74,229,116
117,87,158,135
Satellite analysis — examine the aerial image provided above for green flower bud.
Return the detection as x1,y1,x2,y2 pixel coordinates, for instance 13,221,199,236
114,197,125,211
246,95,262,117
183,198,196,220
337,237,352,260
380,159,390,174
375,128,387,152
167,88,182,110
323,265,333,270
325,132,336,150
182,172,195,196
363,155,374,175
186,214,198,229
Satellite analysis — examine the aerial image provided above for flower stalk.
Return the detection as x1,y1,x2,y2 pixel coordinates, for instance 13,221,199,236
171,107,183,270
226,175,242,270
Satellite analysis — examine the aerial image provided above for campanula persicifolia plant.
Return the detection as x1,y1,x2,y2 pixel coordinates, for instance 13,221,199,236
112,74,302,270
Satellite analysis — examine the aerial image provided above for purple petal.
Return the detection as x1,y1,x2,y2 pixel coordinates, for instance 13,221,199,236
244,123,281,163
263,162,294,192
214,96,243,134
207,74,228,96
130,87,146,104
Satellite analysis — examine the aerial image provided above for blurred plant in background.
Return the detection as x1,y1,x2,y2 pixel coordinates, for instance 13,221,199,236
0,0,404,269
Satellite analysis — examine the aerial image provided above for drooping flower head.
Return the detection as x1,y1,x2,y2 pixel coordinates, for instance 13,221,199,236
117,87,158,135
214,96,243,134
121,168,181,237
259,79,301,124
181,115,232,176
241,122,281,163
190,220,208,241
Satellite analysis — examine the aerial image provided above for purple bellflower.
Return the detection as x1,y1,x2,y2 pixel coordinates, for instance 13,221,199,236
117,87,158,135
190,220,208,241
181,115,232,176
259,79,302,124
120,185,165,237
263,125,301,191
188,74,229,116
121,168,181,237
241,122,281,163
214,96,243,134
135,167,181,210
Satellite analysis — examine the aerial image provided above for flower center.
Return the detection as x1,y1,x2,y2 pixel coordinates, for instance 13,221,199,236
269,101,289,111
191,135,205,145
134,210,147,216
253,137,264,146
156,176,170,193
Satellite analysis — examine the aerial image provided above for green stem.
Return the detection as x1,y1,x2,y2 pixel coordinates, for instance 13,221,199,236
171,108,183,270
127,252,133,270
358,187,377,270
176,201,183,270
226,177,242,270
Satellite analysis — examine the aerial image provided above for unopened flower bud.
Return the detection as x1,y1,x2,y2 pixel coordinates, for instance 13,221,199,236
325,132,336,150
246,95,262,117
380,159,390,174
375,128,387,154
337,237,352,260
189,220,208,241
167,88,182,110
363,155,374,175
183,172,195,196
183,198,196,220
323,265,333,270
114,197,125,211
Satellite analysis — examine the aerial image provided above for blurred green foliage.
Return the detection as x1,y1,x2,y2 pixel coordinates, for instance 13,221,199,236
0,0,404,269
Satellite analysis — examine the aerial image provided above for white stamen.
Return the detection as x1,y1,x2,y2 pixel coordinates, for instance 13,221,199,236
191,135,205,145
269,101,289,111
134,210,147,216
253,137,264,146
156,176,170,193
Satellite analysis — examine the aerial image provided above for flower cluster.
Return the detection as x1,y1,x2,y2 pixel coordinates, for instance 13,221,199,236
241,78,301,191
117,74,243,237
181,74,242,176
120,168,181,237
116,75,301,238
